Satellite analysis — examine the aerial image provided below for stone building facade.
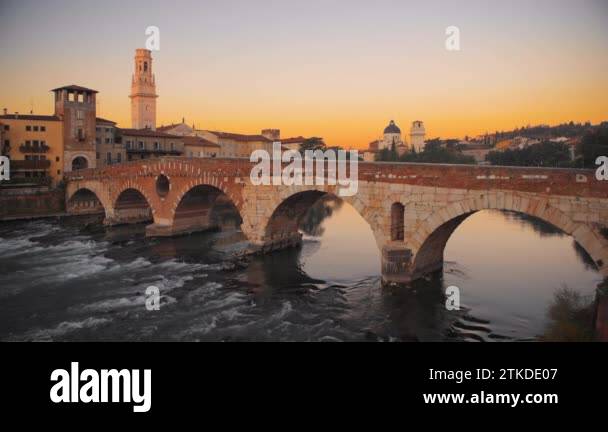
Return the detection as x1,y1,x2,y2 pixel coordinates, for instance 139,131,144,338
52,84,98,173
95,118,125,167
122,128,184,161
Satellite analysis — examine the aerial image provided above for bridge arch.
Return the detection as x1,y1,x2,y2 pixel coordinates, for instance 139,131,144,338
410,192,608,278
256,185,383,252
110,187,154,225
167,181,243,237
66,187,107,216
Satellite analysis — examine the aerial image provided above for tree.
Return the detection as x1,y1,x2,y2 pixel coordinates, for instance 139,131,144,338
390,140,398,160
486,141,572,167
299,137,326,153
400,145,475,164
577,127,608,168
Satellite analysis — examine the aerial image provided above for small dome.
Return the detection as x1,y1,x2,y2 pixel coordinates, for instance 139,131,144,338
384,120,401,134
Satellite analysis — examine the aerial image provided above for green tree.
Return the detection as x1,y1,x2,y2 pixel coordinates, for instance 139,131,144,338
577,127,608,168
486,141,572,167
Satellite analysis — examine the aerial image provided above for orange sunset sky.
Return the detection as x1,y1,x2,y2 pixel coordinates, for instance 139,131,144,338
1,0,607,149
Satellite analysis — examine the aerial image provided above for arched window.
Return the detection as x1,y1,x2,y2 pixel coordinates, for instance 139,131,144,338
391,202,405,241
71,156,88,171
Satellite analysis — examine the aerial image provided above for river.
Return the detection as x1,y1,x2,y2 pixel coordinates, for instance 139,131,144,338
0,198,601,341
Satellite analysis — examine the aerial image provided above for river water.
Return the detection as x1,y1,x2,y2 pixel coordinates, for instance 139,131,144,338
0,199,601,341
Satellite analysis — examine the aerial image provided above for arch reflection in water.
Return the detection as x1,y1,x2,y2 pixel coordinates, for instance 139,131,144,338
273,200,601,341
0,199,601,341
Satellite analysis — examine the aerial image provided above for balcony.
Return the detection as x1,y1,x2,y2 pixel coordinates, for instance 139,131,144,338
0,176,51,187
126,148,182,156
19,143,50,153
11,159,51,170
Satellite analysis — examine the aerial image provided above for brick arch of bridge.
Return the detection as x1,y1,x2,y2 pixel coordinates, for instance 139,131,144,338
410,192,608,278
242,184,384,250
165,175,244,228
66,181,112,217
110,180,157,219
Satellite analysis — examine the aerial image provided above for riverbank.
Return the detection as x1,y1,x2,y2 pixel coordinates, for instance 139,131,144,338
0,184,65,221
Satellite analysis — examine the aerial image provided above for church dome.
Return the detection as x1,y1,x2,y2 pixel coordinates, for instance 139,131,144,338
384,120,401,134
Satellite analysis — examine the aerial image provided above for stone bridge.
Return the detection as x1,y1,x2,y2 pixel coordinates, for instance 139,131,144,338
65,157,608,283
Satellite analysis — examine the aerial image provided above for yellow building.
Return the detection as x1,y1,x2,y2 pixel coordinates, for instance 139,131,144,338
0,112,64,185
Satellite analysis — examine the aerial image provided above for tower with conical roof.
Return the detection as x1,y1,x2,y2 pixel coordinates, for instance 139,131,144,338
129,49,158,130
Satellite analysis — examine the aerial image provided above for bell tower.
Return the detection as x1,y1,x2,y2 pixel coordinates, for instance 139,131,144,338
129,48,157,130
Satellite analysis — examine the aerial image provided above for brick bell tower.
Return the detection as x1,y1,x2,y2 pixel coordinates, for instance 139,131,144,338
52,84,98,172
129,48,158,130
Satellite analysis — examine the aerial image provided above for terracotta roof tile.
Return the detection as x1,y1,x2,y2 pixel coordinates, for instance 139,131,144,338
208,131,271,142
0,114,60,122
120,128,182,139
182,136,221,147
96,117,116,125
51,84,98,93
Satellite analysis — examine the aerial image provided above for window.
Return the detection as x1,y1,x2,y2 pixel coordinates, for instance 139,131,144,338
170,142,174,151
33,140,39,147
57,170,61,175
390,203,405,241
105,138,110,144
3,125,9,131
117,153,122,163
40,126,45,132
26,125,32,131
106,152,111,164
33,126,39,132
68,92,75,102
56,156,60,162
25,140,31,146
96,127,101,132
76,110,84,120
96,152,100,159
139,141,144,150
105,128,110,133
77,128,84,140
154,141,160,150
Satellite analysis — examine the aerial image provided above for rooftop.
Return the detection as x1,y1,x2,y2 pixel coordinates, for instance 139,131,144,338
207,131,271,143
51,84,98,93
120,128,181,139
281,136,306,144
0,114,60,122
384,120,401,134
182,136,221,147
96,117,116,125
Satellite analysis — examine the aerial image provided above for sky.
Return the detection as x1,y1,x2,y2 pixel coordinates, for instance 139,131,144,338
1,0,607,149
